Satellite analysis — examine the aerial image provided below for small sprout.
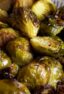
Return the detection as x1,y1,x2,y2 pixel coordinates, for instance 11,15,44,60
30,36,64,57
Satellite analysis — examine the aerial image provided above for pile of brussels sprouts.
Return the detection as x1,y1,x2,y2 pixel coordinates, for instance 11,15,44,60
0,0,64,94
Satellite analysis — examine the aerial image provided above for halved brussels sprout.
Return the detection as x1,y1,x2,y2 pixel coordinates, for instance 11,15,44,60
0,50,11,70
17,56,63,89
32,0,56,20
8,7,40,38
40,17,64,36
6,37,33,66
30,36,64,57
0,79,30,94
0,28,19,47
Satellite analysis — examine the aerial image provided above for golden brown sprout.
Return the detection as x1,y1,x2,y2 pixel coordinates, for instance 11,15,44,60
6,37,33,66
17,58,50,88
30,36,64,57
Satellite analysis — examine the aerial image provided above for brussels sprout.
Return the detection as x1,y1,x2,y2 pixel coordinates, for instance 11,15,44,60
17,58,50,88
30,36,64,57
32,0,56,20
0,21,8,28
0,50,11,70
18,56,63,89
40,57,63,88
14,0,34,8
0,79,30,94
40,17,64,36
0,28,19,47
8,7,40,38
0,0,12,11
6,37,33,66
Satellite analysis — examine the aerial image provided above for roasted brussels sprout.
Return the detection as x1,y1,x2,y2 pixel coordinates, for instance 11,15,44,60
32,0,56,20
8,7,40,38
40,17,64,36
30,36,64,57
0,28,19,47
17,58,50,88
6,37,33,66
17,56,63,88
0,79,30,94
0,50,11,70
14,0,34,8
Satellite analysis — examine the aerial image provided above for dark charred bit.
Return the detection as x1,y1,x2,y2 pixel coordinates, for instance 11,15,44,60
0,68,11,79
31,85,56,94
56,79,64,94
